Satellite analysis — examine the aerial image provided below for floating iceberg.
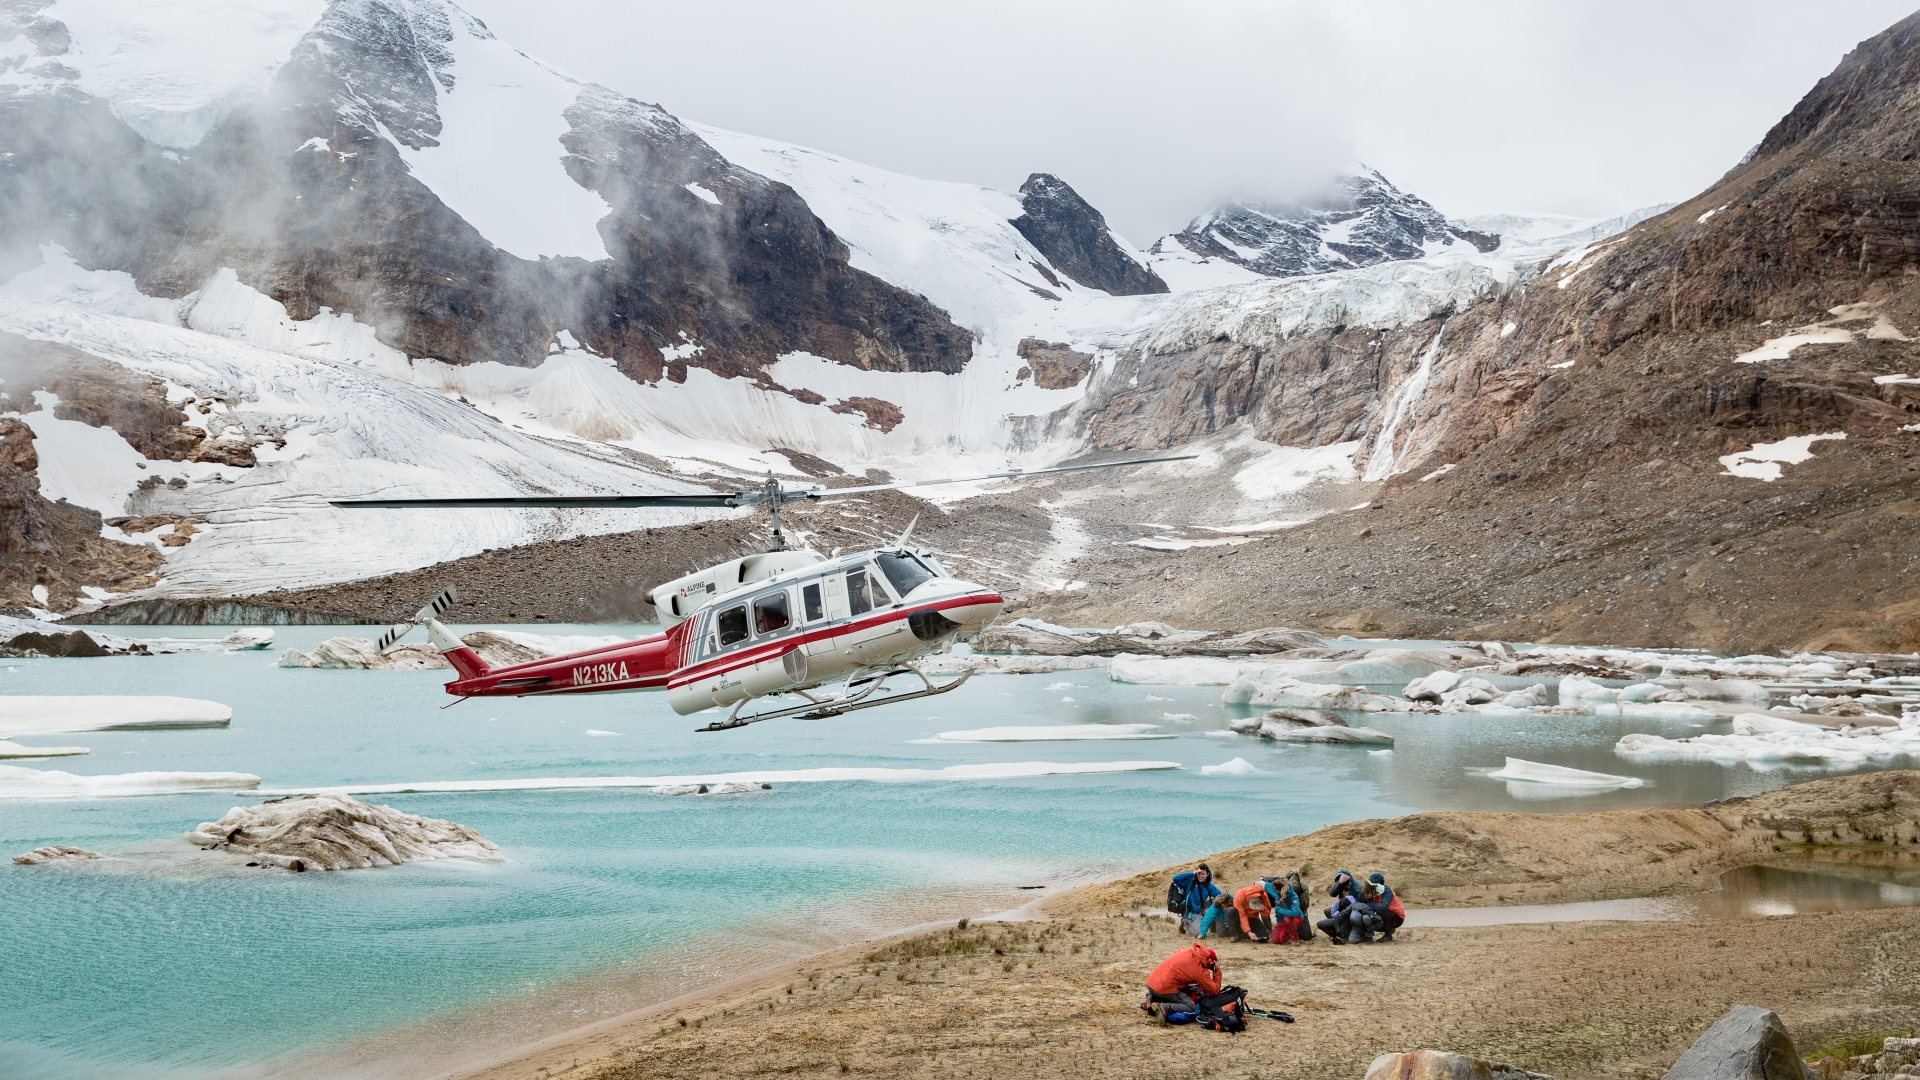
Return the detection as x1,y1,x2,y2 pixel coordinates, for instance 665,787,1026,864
182,794,500,870
1222,674,1409,712
1230,710,1394,746
1615,713,1920,769
648,782,762,796
0,764,260,799
1201,757,1260,776
12,845,102,865
1486,757,1643,788
261,760,1184,796
933,724,1173,742
0,616,274,657
0,696,233,736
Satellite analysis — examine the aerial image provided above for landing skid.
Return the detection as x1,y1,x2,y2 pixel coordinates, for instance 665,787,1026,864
697,666,972,732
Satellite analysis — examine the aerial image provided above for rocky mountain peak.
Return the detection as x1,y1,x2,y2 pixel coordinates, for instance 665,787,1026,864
1750,10,1920,164
1157,167,1500,279
1009,172,1168,296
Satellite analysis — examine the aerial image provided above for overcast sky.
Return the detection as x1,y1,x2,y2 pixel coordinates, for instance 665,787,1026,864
463,0,1917,245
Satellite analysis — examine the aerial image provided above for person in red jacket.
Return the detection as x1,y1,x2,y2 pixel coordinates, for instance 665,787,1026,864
1145,941,1221,1014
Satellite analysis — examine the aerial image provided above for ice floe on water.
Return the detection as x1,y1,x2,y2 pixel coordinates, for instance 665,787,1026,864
260,760,1183,797
0,696,233,736
1616,713,1920,769
0,616,272,656
929,724,1173,742
1230,710,1393,746
0,764,261,799
1486,757,1643,789
0,740,88,758
1200,757,1260,776
12,845,103,865
182,794,501,871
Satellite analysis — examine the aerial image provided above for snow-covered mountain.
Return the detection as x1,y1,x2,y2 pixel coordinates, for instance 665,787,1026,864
1146,167,1500,285
0,0,1665,613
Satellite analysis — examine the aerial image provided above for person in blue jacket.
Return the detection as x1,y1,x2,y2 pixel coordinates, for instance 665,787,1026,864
1364,872,1403,941
1267,874,1307,943
1316,869,1359,942
1168,863,1223,935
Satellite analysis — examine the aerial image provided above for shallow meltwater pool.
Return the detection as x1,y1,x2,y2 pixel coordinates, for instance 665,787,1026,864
0,625,1911,1080
1408,859,1920,927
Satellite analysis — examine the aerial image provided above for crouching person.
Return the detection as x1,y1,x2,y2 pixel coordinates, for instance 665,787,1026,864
1366,872,1405,941
1316,869,1359,943
1145,941,1221,1018
1268,874,1307,943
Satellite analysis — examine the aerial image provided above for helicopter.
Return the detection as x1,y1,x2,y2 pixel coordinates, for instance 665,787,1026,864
331,455,1191,730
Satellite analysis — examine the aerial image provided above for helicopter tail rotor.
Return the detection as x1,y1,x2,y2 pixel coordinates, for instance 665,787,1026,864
376,586,459,652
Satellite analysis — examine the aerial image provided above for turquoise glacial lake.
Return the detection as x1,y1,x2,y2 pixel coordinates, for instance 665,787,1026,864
0,626,1893,1079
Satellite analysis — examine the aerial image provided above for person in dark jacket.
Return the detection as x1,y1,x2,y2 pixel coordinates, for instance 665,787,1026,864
1365,872,1404,941
1169,863,1223,935
1343,881,1387,943
1317,893,1359,942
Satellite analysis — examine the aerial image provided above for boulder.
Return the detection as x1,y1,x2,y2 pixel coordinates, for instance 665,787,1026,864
182,793,501,871
1365,1050,1553,1080
1660,1005,1809,1080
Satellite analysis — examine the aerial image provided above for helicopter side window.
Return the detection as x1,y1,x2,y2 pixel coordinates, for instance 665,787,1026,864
802,582,824,622
876,552,935,598
753,590,791,636
716,605,749,648
847,569,876,616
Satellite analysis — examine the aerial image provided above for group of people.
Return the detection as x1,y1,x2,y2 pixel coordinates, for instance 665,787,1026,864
1167,863,1404,946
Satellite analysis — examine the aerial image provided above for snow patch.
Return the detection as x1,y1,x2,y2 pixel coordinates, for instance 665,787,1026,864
390,8,611,260
0,244,187,324
1719,432,1845,481
682,181,720,205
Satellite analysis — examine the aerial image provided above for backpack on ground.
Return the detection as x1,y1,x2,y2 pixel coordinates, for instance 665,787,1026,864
1195,986,1248,1033
1166,880,1183,914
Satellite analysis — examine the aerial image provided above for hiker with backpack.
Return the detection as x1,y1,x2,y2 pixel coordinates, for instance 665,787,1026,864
1145,941,1221,1015
1363,871,1405,941
1167,863,1224,935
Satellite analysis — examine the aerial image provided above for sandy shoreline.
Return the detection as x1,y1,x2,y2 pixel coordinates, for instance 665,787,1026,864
441,771,1920,1080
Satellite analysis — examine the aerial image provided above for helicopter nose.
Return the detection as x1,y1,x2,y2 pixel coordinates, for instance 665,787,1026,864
943,585,1004,630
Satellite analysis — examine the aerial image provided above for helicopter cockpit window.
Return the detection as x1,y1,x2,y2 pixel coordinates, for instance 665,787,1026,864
716,605,749,648
753,591,791,635
802,582,824,622
876,552,935,598
846,569,876,616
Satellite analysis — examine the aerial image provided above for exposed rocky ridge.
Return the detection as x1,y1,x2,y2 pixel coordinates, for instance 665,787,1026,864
0,410,162,612
1158,168,1499,279
1015,338,1094,389
1040,16,1920,652
1008,173,1167,296
1,0,974,386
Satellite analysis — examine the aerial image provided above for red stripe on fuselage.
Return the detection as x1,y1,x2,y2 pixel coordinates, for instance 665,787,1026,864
442,591,1000,699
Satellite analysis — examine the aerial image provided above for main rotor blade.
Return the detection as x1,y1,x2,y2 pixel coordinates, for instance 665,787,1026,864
331,494,747,509
808,454,1198,499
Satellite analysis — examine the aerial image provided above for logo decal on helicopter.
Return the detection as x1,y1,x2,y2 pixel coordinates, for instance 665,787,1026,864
572,662,631,687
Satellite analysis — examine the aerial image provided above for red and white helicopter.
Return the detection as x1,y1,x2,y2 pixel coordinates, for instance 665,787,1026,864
332,456,1187,730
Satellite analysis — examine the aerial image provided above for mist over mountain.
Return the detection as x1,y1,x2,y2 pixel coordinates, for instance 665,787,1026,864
0,0,1913,655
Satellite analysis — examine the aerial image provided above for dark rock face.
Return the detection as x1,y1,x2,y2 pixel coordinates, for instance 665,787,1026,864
1,0,974,382
0,409,164,613
1016,339,1094,389
1009,173,1168,296
1163,169,1499,279
1660,1006,1808,1080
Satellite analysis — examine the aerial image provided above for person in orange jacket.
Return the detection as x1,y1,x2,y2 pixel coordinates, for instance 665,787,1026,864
1231,881,1277,942
1145,941,1222,1014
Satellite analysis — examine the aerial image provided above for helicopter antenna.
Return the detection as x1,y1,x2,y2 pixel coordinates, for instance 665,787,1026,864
892,513,918,549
